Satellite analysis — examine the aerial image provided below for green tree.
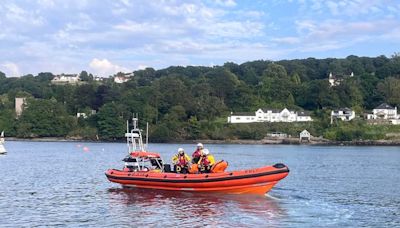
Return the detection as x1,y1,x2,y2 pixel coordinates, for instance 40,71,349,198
79,71,93,81
206,68,240,103
0,71,7,79
377,77,400,106
16,99,75,137
262,63,288,79
96,103,126,140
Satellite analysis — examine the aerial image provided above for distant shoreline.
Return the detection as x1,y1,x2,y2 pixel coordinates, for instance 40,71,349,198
5,137,400,146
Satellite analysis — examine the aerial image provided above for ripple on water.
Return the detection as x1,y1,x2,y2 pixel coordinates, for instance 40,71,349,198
1,142,400,227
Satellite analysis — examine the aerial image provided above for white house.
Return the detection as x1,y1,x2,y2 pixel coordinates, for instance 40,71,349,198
114,76,129,83
331,108,356,124
328,72,354,87
228,112,257,123
94,76,104,82
297,111,313,122
77,113,88,118
113,72,134,83
266,132,288,138
228,108,313,123
51,74,80,84
367,103,398,120
299,129,311,142
77,110,97,119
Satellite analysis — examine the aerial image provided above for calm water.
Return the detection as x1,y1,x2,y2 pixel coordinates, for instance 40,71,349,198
0,141,399,227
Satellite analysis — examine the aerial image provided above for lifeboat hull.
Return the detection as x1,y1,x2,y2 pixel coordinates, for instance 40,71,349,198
105,164,289,195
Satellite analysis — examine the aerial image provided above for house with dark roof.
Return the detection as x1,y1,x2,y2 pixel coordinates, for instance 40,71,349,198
113,72,134,83
297,111,313,122
367,103,398,120
328,72,354,87
331,108,355,124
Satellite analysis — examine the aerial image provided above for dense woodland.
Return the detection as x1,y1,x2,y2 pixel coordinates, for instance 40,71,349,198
1,54,400,142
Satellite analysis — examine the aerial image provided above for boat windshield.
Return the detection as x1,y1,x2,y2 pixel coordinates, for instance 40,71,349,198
123,155,163,171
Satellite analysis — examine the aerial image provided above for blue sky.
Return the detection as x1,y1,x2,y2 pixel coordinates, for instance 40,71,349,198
1,0,400,77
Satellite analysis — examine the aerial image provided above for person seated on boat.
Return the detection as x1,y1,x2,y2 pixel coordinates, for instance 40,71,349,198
198,149,215,173
172,148,191,174
192,143,204,164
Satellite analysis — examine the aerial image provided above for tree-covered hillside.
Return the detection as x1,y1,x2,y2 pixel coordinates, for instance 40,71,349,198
1,54,400,141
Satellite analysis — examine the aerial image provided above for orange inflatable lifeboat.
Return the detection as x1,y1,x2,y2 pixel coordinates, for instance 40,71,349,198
105,151,289,195
105,118,289,195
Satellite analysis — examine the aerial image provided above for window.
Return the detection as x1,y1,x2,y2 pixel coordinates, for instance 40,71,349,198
236,117,241,120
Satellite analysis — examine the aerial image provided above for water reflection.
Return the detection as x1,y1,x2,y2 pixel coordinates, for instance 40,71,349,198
107,187,286,226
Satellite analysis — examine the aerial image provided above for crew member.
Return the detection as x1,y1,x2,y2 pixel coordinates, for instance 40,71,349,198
198,149,215,173
192,143,204,164
172,148,191,174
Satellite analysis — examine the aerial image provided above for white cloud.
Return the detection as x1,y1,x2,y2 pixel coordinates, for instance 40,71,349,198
303,0,389,17
37,0,55,8
5,3,44,26
89,58,130,77
203,21,265,38
215,0,237,7
1,62,21,77
281,18,400,54
1,0,399,75
271,36,301,44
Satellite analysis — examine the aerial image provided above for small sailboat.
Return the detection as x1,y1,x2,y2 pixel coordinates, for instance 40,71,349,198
0,131,6,155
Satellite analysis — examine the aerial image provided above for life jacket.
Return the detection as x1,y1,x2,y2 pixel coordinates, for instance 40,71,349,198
177,155,188,166
192,149,201,158
192,149,201,163
199,155,211,166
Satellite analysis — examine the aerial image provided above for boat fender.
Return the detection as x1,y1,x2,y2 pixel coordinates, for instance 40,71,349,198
189,164,199,174
211,160,228,173
273,163,286,169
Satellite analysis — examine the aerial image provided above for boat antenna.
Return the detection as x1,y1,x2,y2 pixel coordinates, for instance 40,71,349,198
126,120,130,153
146,122,149,150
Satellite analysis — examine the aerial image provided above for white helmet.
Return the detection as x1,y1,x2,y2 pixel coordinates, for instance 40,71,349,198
203,148,209,155
197,143,204,148
178,148,184,153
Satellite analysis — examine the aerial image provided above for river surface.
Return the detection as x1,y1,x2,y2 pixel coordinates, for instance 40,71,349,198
0,141,399,227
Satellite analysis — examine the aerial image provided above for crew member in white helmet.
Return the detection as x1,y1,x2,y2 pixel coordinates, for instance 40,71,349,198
198,148,215,173
192,143,204,163
172,148,191,174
